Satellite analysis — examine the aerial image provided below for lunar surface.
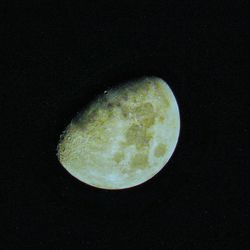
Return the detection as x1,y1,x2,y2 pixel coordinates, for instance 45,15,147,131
57,76,180,189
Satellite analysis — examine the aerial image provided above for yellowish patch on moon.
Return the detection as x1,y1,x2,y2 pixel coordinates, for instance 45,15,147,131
131,153,149,169
154,143,167,158
57,76,180,189
113,151,125,163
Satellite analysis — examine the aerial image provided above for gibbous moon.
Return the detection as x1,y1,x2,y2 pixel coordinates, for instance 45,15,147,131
57,77,180,189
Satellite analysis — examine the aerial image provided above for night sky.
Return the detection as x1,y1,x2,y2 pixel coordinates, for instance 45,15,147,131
1,0,249,249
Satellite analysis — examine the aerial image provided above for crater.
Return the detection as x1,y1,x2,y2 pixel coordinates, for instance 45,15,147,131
121,105,130,118
159,116,165,123
131,153,148,169
113,151,125,163
154,143,167,157
155,82,170,107
125,124,153,149
135,102,154,118
135,102,156,127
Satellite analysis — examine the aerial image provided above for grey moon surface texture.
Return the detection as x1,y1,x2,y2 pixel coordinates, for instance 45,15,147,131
57,76,180,189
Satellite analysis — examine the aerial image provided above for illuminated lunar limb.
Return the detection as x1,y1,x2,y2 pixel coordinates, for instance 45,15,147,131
57,76,180,189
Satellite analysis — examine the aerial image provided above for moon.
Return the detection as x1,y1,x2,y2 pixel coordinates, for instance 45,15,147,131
57,76,180,189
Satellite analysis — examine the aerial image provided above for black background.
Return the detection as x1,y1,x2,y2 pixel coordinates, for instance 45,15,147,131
1,0,249,249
